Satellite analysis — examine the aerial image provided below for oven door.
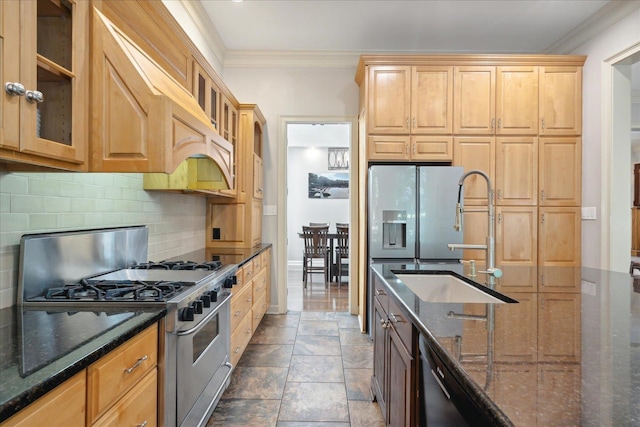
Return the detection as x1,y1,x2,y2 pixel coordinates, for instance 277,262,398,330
176,294,232,426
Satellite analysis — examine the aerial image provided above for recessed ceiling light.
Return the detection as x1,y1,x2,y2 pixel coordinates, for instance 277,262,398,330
231,0,244,3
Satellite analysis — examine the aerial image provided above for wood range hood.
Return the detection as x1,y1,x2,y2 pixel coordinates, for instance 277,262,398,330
90,8,233,190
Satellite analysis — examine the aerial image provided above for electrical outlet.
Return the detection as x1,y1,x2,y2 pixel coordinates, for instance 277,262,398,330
581,280,596,295
581,207,597,220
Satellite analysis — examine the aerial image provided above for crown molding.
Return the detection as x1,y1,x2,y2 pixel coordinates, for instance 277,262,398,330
169,0,227,71
544,0,640,54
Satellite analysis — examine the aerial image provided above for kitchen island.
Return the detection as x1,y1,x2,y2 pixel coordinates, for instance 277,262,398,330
371,262,639,426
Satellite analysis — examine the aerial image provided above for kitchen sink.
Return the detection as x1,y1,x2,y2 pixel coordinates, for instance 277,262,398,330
394,273,515,304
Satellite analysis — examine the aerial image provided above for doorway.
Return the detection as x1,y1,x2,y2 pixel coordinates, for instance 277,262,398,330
603,43,640,272
277,116,359,314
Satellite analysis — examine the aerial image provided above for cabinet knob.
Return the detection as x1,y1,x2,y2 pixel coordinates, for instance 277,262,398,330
25,90,44,104
5,82,25,97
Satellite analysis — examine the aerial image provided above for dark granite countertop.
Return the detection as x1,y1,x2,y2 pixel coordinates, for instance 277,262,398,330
371,262,640,426
174,244,272,267
0,306,166,422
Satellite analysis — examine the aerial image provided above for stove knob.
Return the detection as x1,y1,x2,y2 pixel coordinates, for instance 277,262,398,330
210,290,218,302
192,300,203,314
180,306,194,322
223,277,233,288
201,294,211,307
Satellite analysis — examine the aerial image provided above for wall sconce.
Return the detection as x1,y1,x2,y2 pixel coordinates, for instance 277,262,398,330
328,147,349,170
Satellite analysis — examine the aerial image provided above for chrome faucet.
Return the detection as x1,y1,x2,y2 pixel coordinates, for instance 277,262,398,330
447,169,502,288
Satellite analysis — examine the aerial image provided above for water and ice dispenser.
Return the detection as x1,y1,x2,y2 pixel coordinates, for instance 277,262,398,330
382,210,407,249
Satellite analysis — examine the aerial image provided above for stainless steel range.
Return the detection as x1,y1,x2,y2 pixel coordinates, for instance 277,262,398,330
17,226,236,427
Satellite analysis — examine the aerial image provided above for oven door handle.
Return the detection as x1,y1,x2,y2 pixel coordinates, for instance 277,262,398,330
176,293,231,337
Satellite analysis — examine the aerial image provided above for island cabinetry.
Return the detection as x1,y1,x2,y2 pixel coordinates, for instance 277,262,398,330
370,273,418,427
87,324,158,425
207,105,266,249
1,371,86,427
0,0,88,170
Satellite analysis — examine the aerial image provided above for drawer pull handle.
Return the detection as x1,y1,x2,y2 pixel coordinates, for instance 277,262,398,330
234,311,241,317
246,328,252,334
389,312,404,323
235,346,241,353
124,355,148,374
431,369,451,400
138,421,148,427
375,289,386,296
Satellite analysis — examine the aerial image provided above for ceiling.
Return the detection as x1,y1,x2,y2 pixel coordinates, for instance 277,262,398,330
199,0,613,54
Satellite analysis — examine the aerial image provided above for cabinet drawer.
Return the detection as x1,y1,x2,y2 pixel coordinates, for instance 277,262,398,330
230,313,253,367
253,269,267,303
2,371,86,427
253,254,262,273
252,293,268,333
231,283,253,333
372,274,389,313
235,265,245,288
243,261,254,282
92,368,157,427
87,324,158,423
388,295,413,351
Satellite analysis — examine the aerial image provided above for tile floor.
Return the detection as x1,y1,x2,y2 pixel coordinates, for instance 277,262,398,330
207,311,384,426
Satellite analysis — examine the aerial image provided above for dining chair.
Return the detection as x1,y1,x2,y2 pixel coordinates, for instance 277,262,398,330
335,224,349,287
301,225,330,289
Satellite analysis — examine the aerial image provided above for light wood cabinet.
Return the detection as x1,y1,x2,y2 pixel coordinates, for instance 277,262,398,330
496,67,539,135
87,324,158,424
495,137,538,205
538,207,581,270
539,67,582,136
496,206,538,268
454,66,496,135
229,249,271,367
1,371,86,427
207,105,265,249
0,0,89,170
539,137,582,206
92,369,157,427
366,66,411,134
453,136,495,206
411,66,454,134
192,59,221,132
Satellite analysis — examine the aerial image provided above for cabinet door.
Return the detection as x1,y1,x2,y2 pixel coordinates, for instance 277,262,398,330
495,137,538,205
454,66,496,135
453,136,495,205
2,0,88,168
371,299,387,417
192,60,220,131
253,153,264,199
367,66,411,134
538,207,581,271
387,327,414,427
2,371,86,427
496,66,538,135
92,369,157,427
539,137,581,206
1,0,20,150
496,206,537,268
461,209,488,261
539,66,582,136
251,198,262,247
538,293,581,362
411,135,452,161
367,135,410,161
411,66,453,134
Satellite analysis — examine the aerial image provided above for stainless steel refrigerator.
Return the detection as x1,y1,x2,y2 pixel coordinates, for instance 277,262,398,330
368,165,464,261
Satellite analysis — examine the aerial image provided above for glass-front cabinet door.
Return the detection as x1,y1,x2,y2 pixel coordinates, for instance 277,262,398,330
1,0,88,169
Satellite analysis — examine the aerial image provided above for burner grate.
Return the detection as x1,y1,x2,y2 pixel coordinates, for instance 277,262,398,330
132,260,222,271
44,279,188,301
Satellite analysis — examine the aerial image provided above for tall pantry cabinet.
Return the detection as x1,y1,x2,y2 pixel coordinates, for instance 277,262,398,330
356,55,585,289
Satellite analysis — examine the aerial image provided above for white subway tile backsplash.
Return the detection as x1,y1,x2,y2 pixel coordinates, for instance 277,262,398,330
0,172,207,308
29,178,59,196
44,196,71,213
0,174,29,195
30,213,60,229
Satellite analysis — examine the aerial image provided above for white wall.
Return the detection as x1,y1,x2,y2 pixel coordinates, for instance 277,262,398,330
287,147,350,264
0,173,206,308
570,8,640,268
